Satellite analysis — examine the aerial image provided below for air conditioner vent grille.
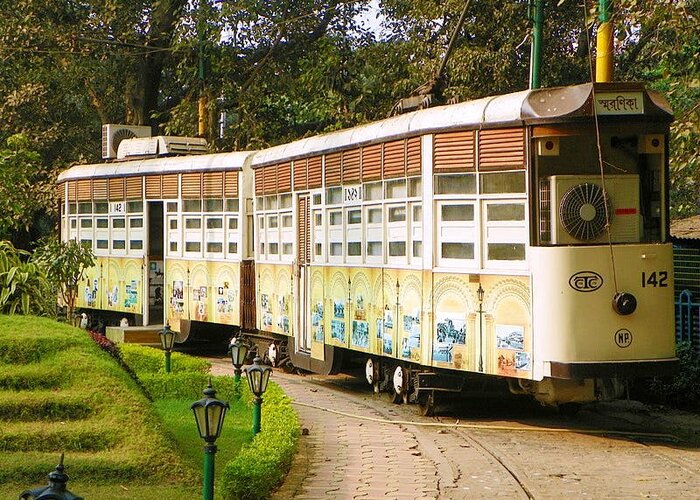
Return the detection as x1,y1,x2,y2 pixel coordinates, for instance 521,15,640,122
558,182,609,241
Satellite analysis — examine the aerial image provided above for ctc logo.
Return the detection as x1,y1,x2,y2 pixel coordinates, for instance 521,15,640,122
614,329,633,348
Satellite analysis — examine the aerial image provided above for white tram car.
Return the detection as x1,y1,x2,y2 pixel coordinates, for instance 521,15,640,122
58,82,678,410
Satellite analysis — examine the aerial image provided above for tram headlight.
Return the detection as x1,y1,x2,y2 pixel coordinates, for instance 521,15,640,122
613,292,637,316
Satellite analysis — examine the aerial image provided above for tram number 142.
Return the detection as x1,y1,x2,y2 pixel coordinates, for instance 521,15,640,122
641,271,668,288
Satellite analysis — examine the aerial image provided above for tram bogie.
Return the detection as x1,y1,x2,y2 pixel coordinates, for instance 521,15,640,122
58,82,678,410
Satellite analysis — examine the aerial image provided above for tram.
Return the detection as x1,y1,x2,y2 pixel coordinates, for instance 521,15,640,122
57,81,678,411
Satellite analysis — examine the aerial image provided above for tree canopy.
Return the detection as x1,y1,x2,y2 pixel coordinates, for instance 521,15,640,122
0,0,697,237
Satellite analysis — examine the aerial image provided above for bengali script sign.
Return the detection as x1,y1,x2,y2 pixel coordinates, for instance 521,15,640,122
594,92,644,115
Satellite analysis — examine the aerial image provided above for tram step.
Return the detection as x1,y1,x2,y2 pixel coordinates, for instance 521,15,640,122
105,325,162,346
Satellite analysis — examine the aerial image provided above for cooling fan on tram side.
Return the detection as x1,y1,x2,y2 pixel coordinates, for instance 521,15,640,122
558,183,611,241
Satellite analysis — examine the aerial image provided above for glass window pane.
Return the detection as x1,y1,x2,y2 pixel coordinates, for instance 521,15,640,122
97,240,108,249
480,172,526,194
348,209,361,224
315,243,322,256
330,242,342,256
413,241,423,258
112,218,126,229
78,202,92,214
185,218,201,229
386,180,406,198
207,242,223,253
488,243,526,260
389,241,406,256
80,219,92,228
113,240,126,250
226,199,239,212
388,207,406,222
329,211,342,226
367,242,382,256
127,201,143,213
441,205,474,222
368,208,382,223
206,218,223,229
129,218,143,228
435,174,476,195
280,194,292,208
314,213,322,225
442,242,474,259
408,177,422,197
413,205,422,222
169,219,178,230
167,202,178,212
282,214,292,228
183,199,201,212
186,242,201,252
269,242,279,254
347,242,361,256
265,196,278,210
94,202,108,214
96,218,108,228
204,199,223,212
228,242,238,254
130,240,143,250
283,243,293,255
487,203,525,221
169,242,178,252
69,203,78,214
228,218,238,230
313,193,322,205
268,216,278,228
327,188,342,204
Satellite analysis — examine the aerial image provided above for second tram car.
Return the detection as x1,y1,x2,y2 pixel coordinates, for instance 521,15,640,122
57,82,678,411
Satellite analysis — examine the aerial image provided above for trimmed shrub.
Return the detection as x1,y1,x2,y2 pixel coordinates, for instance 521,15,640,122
120,343,211,375
220,383,300,500
140,372,236,401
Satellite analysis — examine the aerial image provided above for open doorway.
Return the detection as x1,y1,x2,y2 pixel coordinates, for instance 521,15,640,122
147,201,164,325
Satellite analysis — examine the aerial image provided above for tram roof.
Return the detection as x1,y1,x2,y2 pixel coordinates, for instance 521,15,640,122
58,150,254,183
251,82,672,168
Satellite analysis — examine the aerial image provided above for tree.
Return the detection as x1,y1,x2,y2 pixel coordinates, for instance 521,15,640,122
32,238,96,321
0,241,53,316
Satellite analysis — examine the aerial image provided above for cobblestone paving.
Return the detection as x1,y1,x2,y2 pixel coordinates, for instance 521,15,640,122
209,359,700,499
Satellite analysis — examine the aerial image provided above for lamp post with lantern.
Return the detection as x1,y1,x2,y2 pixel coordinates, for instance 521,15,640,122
245,356,272,435
19,453,83,500
229,337,249,384
159,324,176,373
191,382,229,500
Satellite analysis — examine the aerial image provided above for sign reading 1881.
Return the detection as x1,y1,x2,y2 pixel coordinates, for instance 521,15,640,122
594,92,644,115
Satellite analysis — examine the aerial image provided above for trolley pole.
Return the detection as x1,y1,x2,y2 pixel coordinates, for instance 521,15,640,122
529,0,544,89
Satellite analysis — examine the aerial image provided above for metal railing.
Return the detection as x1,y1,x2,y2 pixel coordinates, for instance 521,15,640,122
675,289,700,351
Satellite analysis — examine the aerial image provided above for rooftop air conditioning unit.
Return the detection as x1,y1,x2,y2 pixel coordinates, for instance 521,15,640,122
102,124,152,159
116,136,208,159
542,175,641,245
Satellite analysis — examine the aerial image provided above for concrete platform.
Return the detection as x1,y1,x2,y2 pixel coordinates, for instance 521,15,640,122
105,325,163,346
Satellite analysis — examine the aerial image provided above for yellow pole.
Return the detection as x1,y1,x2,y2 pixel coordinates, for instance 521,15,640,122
595,0,613,82
198,96,207,137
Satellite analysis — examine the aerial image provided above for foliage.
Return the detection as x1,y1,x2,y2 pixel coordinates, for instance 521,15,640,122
646,341,700,410
119,343,211,376
32,237,95,320
0,315,196,486
220,383,300,500
0,240,53,316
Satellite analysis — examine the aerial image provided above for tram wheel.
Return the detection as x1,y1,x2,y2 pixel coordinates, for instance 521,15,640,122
417,391,436,417
365,357,381,394
390,365,408,404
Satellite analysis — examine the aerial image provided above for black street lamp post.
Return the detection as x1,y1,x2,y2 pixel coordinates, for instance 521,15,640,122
159,324,176,373
20,453,83,500
191,382,229,500
245,356,272,435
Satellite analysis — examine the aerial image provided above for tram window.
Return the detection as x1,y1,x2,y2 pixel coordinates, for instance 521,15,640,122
80,218,92,228
80,239,92,248
315,243,322,256
386,180,406,199
313,193,322,205
259,242,265,254
127,201,143,213
327,187,342,205
112,218,126,229
69,203,78,214
185,218,201,229
183,199,201,212
256,197,264,209
348,242,361,256
280,194,292,209
487,203,525,221
186,242,201,252
441,205,474,222
225,199,239,212
283,243,293,255
206,218,223,229
364,182,382,201
228,218,238,230
207,242,223,253
170,219,178,230
282,214,292,228
408,177,422,198
480,172,526,194
388,206,406,222
389,241,406,257
267,215,278,228
435,174,476,195
129,218,143,228
413,241,423,258
94,202,108,214
329,211,342,226
78,202,92,214
330,243,343,256
487,243,525,261
113,240,126,250
96,218,108,228
228,242,238,254
204,199,223,212
167,202,178,213
269,243,279,255
367,241,382,256
442,242,474,259
97,240,108,249
170,241,178,252
130,240,143,250
258,216,265,230
314,213,322,226
367,207,382,223
265,196,278,210
70,219,77,229
348,209,361,225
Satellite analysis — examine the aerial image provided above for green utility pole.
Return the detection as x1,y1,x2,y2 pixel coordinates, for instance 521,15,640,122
529,0,544,89
202,443,216,500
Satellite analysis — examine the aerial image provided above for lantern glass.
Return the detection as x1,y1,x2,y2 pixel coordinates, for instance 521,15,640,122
159,325,176,351
229,339,249,368
246,357,272,397
191,385,230,442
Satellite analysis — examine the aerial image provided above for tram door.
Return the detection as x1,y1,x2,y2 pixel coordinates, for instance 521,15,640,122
296,194,312,352
147,202,164,325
